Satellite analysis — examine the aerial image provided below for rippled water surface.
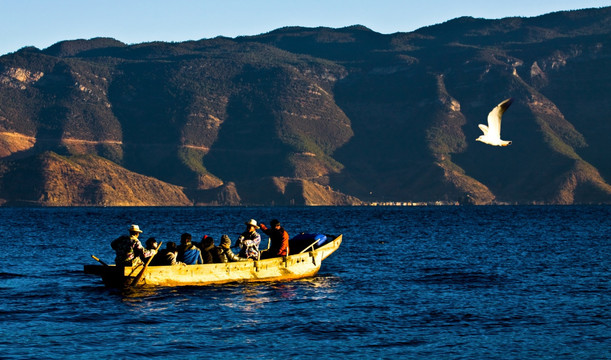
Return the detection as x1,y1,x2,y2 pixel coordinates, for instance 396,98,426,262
0,206,609,359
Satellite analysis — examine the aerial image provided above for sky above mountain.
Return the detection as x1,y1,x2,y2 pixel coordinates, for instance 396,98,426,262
1,0,610,55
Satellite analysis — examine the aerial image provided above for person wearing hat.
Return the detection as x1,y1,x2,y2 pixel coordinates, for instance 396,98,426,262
216,234,247,263
259,219,290,259
110,224,157,266
234,219,262,260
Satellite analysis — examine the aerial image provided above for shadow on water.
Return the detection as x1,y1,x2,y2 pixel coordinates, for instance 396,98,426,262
0,272,25,279
410,268,509,288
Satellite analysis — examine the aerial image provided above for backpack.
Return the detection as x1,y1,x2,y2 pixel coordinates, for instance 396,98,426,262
111,235,130,250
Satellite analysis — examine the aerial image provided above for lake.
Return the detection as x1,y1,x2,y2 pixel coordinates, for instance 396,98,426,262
0,206,608,359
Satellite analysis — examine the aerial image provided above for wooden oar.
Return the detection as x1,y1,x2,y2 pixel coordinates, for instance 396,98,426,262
91,255,109,266
130,242,162,287
298,239,320,254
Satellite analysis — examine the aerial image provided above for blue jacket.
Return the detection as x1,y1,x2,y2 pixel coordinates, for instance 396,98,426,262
178,245,203,265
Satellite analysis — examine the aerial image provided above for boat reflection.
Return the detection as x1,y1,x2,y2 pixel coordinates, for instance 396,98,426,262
111,273,343,315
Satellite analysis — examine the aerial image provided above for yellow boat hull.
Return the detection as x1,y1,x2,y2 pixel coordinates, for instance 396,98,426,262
85,235,342,287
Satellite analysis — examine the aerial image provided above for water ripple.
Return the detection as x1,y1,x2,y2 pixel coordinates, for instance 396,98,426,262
0,206,609,359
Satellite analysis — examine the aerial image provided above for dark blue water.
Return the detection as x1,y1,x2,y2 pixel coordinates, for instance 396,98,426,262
0,206,608,359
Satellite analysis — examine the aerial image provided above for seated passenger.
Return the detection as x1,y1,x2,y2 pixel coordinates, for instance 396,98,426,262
145,237,158,252
235,219,262,260
177,233,203,265
217,235,247,263
198,235,218,264
259,219,289,259
143,237,160,264
151,241,182,266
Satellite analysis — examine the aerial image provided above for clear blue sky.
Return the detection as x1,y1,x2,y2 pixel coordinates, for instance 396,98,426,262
1,0,610,56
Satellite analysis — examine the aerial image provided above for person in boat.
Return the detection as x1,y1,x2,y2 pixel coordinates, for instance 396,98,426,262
259,219,290,259
177,233,204,265
143,237,160,264
110,224,157,267
234,219,262,260
145,237,158,252
150,241,182,266
198,235,218,264
217,234,247,262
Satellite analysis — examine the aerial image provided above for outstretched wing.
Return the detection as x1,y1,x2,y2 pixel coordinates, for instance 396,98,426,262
487,98,513,137
478,124,489,136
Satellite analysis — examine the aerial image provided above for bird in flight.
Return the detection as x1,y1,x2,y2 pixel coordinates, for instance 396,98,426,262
476,98,513,146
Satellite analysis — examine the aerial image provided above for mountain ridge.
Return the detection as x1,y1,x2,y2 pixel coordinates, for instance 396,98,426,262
1,7,610,205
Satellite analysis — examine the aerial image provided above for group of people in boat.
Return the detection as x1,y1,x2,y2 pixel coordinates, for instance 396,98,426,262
111,219,290,267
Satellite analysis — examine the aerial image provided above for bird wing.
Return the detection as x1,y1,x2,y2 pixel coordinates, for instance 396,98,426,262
487,98,513,138
478,124,489,135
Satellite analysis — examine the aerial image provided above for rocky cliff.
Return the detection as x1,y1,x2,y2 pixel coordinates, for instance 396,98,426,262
0,152,191,206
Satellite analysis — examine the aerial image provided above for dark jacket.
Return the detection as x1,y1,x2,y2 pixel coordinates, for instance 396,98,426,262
150,249,180,266
111,235,155,266
199,237,217,264
216,246,245,263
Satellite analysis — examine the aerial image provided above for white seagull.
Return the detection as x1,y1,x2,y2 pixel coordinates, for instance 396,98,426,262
476,98,513,146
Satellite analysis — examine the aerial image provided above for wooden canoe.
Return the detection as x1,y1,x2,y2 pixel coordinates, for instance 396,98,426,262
84,234,342,288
